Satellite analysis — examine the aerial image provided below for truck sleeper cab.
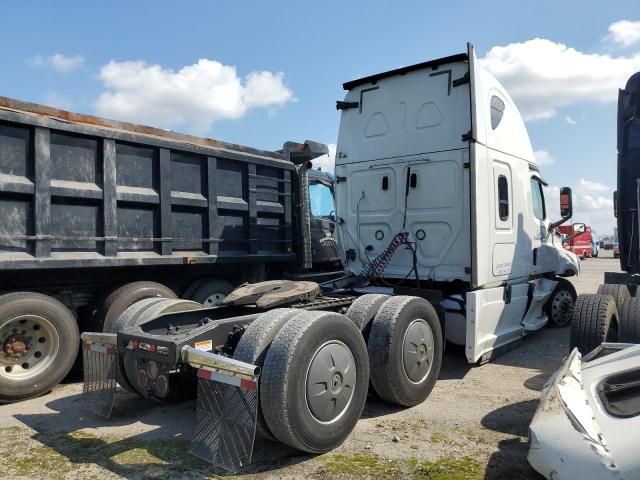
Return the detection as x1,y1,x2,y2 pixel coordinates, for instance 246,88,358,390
334,43,579,361
79,44,579,472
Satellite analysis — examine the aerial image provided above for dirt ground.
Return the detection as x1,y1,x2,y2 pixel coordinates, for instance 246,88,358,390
0,253,619,480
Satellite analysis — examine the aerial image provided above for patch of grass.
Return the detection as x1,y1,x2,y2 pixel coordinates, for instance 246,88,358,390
320,453,483,480
429,431,452,444
321,453,403,478
0,427,212,479
412,457,482,480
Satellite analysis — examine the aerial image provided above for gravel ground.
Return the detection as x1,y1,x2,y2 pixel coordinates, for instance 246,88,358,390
0,253,619,480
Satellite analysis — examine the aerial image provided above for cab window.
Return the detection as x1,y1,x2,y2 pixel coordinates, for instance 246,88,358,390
530,178,546,221
309,183,334,218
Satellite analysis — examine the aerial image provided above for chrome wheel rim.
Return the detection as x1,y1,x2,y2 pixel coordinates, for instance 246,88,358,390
551,290,574,326
402,319,435,384
0,315,60,381
305,340,356,424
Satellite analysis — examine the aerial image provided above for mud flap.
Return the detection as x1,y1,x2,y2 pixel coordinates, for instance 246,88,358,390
183,347,260,473
81,332,118,418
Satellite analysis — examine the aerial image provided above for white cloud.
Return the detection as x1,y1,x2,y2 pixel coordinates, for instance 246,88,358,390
43,92,72,110
95,59,295,133
312,143,336,173
579,178,609,193
29,53,84,72
533,149,555,166
546,178,615,235
479,38,640,120
564,115,577,125
607,20,640,47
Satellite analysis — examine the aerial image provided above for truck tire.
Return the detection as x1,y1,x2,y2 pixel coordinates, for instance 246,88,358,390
182,279,207,300
545,279,577,327
0,292,79,403
597,284,630,313
133,299,204,326
110,297,168,393
189,279,234,307
619,297,640,343
345,294,390,339
234,308,300,439
99,282,177,333
368,296,443,407
570,294,619,354
261,310,369,453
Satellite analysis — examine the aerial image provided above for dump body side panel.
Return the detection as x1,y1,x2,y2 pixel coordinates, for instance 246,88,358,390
0,103,295,270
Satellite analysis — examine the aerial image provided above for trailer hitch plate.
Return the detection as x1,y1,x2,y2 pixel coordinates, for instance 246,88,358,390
184,347,260,473
81,332,118,417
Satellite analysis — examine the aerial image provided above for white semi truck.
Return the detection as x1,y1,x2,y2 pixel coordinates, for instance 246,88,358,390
79,44,580,472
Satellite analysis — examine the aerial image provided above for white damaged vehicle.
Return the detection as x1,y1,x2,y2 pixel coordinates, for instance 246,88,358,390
528,343,640,479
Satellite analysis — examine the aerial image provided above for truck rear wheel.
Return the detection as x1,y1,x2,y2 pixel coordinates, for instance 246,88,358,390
368,296,443,407
597,284,630,312
188,279,233,307
234,308,300,439
619,297,640,343
346,294,390,339
570,294,619,354
261,311,369,453
98,281,177,333
545,279,577,327
0,292,79,403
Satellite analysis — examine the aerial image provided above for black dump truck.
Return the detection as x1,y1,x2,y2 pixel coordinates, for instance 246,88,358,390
570,71,640,353
0,97,341,403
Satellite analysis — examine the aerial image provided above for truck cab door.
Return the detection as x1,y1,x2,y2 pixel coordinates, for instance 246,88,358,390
308,177,340,267
529,176,548,276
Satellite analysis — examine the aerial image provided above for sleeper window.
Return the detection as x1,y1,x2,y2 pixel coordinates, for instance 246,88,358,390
498,175,509,220
490,96,505,129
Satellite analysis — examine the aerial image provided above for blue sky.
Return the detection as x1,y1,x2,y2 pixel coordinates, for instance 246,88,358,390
1,1,639,235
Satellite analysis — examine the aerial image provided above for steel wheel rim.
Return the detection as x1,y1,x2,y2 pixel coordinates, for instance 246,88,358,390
402,319,435,384
305,340,356,424
203,292,226,307
0,314,60,381
551,290,574,326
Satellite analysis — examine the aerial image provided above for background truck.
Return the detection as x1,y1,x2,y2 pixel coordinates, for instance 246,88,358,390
569,70,640,354
0,97,341,403
79,44,580,472
558,224,593,258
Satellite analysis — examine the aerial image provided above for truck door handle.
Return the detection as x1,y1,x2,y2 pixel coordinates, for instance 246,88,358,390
533,248,538,265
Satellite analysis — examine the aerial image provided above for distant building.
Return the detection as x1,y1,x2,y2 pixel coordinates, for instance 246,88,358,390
614,227,618,242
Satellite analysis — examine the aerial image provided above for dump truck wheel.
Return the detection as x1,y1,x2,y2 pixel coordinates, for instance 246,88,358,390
545,279,577,327
182,279,207,300
368,296,443,407
189,279,233,307
234,308,300,440
346,294,391,339
261,310,369,453
0,292,78,403
123,299,204,400
619,297,640,343
110,297,168,393
570,294,619,354
99,282,177,333
597,284,630,312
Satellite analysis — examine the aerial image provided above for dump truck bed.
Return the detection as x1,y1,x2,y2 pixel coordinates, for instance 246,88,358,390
0,97,295,270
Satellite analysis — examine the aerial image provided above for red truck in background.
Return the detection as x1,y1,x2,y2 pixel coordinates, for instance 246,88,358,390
558,224,593,258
